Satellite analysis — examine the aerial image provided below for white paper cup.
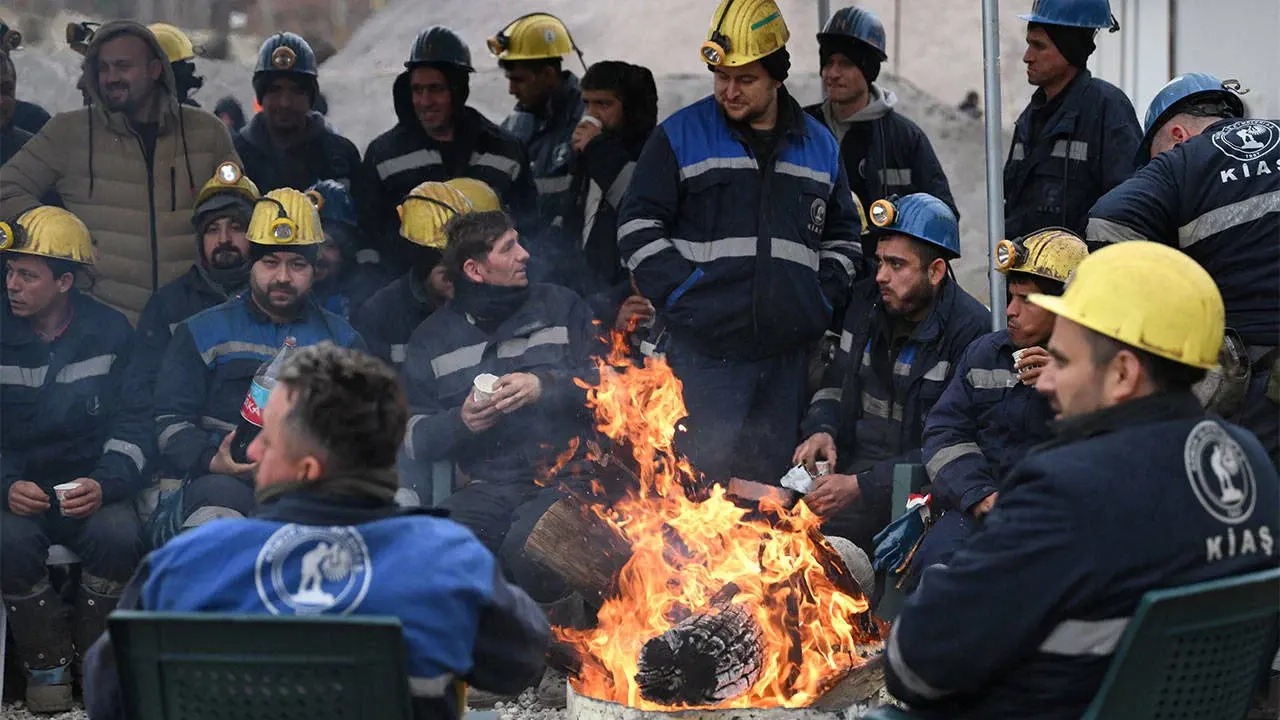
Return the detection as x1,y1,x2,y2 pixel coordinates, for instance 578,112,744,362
54,481,82,512
472,373,499,404
1012,348,1028,366
578,114,602,129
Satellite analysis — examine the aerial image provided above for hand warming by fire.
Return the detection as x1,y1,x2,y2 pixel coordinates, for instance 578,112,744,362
544,333,883,710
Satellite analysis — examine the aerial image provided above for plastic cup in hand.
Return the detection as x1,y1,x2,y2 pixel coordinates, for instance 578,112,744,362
53,481,81,514
472,373,499,404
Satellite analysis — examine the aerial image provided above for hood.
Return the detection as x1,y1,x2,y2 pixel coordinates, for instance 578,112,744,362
850,84,896,121
241,110,329,151
392,70,416,128
82,20,179,130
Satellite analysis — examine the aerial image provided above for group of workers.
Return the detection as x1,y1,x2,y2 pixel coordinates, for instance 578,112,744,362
0,0,1276,717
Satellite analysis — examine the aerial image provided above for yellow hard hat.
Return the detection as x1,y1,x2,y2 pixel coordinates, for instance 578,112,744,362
700,0,790,67
0,206,94,265
445,178,502,213
850,191,869,237
994,227,1088,284
148,22,196,63
246,188,324,247
1029,241,1224,370
398,182,474,250
488,13,574,62
194,161,260,209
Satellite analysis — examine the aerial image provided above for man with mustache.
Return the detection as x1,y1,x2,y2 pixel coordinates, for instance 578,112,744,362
795,194,988,560
0,21,238,324
355,26,535,271
151,188,364,545
618,0,863,488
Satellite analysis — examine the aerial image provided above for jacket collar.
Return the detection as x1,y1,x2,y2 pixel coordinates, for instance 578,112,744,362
1048,391,1204,445
255,490,399,525
874,275,960,345
1029,68,1091,113
242,111,327,152
2,290,95,348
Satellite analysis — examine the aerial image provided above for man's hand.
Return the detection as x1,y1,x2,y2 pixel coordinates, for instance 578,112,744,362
461,390,501,433
209,431,257,478
970,491,999,518
614,295,655,331
8,480,50,516
571,116,603,154
491,373,543,415
805,473,860,517
59,478,102,519
1015,346,1051,386
793,432,838,474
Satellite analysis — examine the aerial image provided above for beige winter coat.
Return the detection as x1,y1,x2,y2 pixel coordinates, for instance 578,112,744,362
0,21,238,323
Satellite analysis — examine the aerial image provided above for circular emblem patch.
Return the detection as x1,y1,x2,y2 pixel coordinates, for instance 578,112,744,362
809,198,827,234
1211,120,1280,162
1184,420,1256,525
255,524,372,615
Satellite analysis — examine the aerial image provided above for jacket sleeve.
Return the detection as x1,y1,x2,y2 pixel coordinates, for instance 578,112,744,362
1086,152,1181,249
801,284,872,442
1098,91,1143,196
0,114,67,217
884,460,1090,707
910,129,958,220
402,334,470,464
466,561,550,694
90,329,154,503
507,144,541,239
616,127,696,304
921,339,998,513
350,296,393,366
1,436,27,498
818,161,863,312
153,325,219,477
531,293,601,417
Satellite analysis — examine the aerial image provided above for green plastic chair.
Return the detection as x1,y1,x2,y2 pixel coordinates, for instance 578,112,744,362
864,567,1280,720
109,611,415,720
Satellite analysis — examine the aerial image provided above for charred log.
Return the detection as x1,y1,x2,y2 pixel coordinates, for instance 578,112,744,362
635,583,763,706
523,497,632,606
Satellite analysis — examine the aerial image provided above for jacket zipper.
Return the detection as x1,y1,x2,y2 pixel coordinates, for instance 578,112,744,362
129,126,160,293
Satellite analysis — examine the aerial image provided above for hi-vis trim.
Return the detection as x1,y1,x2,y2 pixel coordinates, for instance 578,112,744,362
887,623,948,700
625,237,674,271
1011,143,1026,162
376,149,443,180
0,354,116,387
1050,140,1090,162
403,414,427,459
409,674,458,698
1177,189,1280,249
776,161,833,188
157,417,196,452
679,156,757,181
430,342,487,379
535,175,573,195
1038,617,1130,656
200,341,277,366
618,218,662,242
430,327,571,378
0,364,47,387
840,330,854,354
811,387,842,404
926,441,982,479
880,168,913,186
922,361,951,382
1085,217,1147,245
968,368,1018,389
390,344,408,365
862,393,903,422
469,152,521,180
670,237,819,269
103,439,146,473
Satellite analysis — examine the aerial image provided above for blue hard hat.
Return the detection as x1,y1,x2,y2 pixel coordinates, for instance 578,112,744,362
253,32,318,77
306,180,358,229
818,6,887,61
1019,0,1117,30
1139,72,1245,160
868,193,960,259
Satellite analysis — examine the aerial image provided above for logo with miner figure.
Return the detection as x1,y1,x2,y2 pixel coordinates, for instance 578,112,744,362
1212,120,1280,162
255,524,372,615
1184,420,1257,525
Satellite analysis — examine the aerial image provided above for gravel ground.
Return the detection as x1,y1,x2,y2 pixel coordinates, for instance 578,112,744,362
0,701,85,720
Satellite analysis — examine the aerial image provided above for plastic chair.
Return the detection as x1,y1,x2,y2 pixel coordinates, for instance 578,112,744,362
109,610,415,720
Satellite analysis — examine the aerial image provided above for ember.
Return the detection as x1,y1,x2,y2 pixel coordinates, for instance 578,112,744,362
553,333,882,710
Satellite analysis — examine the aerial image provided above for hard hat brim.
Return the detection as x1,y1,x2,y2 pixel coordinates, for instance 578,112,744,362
1027,293,1218,370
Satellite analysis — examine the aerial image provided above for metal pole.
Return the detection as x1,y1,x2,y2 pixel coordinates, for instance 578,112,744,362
894,0,902,72
818,0,830,32
980,0,1007,331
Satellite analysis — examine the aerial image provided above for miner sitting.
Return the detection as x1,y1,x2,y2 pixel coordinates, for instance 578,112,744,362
84,343,549,720
793,194,988,559
401,210,599,603
151,188,363,545
907,228,1089,587
884,242,1279,717
1,207,151,713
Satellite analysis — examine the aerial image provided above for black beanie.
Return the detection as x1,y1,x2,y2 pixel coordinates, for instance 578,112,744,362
1032,22,1096,69
252,71,319,106
758,46,791,82
249,242,319,265
818,37,881,84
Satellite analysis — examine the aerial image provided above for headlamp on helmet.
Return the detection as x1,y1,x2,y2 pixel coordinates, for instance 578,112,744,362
486,32,509,57
271,45,297,70
216,162,243,186
260,197,299,244
994,238,1024,272
304,189,326,212
869,198,896,228
0,220,23,251
65,21,98,55
0,21,21,52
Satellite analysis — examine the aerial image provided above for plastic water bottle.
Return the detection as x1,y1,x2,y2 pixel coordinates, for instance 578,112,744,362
229,337,297,464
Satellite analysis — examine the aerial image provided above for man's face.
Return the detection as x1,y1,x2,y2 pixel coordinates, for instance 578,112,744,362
250,250,314,316
313,240,342,284
261,76,311,134
1037,316,1108,419
874,235,940,319
409,66,454,136
249,385,311,490
1006,277,1055,349
714,62,779,126
426,264,454,303
820,52,868,107
582,89,624,132
5,255,69,318
505,64,554,110
201,215,249,270
1023,27,1072,88
0,58,15,129
97,34,162,114
466,229,529,287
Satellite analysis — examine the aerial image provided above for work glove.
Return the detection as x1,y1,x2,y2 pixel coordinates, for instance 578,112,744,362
872,504,928,574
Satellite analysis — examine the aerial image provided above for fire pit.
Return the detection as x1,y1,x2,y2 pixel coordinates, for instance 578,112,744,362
526,335,886,718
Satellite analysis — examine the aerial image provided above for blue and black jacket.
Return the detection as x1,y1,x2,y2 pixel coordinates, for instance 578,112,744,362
233,111,361,193
352,269,439,371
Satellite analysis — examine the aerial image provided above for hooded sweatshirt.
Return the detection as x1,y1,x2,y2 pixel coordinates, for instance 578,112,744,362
0,21,239,323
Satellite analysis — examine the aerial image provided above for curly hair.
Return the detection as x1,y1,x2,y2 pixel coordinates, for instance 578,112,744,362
276,343,407,472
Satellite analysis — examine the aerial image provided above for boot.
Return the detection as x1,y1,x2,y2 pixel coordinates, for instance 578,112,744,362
4,579,74,713
73,573,124,681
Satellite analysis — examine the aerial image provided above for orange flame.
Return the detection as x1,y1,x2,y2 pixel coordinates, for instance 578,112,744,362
560,333,878,709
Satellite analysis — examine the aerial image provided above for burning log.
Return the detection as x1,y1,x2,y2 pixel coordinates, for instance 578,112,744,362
634,583,763,707
524,496,633,605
